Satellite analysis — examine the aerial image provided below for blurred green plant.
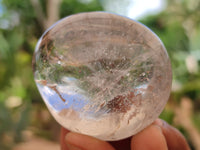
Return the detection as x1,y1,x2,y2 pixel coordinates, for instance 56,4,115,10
140,1,200,148
0,0,103,149
0,0,200,149
140,0,200,103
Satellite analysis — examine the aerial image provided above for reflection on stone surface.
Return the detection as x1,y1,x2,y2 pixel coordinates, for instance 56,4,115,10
32,12,172,141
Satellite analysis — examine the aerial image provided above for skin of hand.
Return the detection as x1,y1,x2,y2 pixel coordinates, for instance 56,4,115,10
60,119,191,150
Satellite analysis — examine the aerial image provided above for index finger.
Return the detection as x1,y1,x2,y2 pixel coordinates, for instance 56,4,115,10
60,128,70,150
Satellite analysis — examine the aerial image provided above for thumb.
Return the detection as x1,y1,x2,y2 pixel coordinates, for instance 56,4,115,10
154,119,191,150
131,123,168,150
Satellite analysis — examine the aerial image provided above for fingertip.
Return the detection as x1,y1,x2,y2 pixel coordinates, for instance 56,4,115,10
61,127,70,150
65,132,82,150
65,132,115,150
157,120,191,150
152,119,191,150
131,124,168,150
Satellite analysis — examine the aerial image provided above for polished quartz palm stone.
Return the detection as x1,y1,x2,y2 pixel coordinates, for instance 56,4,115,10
32,12,172,141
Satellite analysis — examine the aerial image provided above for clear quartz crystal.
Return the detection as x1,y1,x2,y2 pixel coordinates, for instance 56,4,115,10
32,12,172,141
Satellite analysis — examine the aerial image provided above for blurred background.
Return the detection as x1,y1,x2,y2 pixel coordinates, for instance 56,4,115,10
0,0,200,149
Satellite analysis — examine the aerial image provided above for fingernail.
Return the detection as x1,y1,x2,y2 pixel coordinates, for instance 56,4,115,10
66,143,82,150
65,133,82,150
153,118,164,127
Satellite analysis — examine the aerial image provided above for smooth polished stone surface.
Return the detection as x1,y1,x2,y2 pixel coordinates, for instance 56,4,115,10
32,12,172,141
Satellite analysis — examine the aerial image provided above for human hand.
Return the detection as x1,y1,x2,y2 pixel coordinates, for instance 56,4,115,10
60,119,191,150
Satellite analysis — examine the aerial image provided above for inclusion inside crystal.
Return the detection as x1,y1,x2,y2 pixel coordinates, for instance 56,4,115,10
32,12,172,141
